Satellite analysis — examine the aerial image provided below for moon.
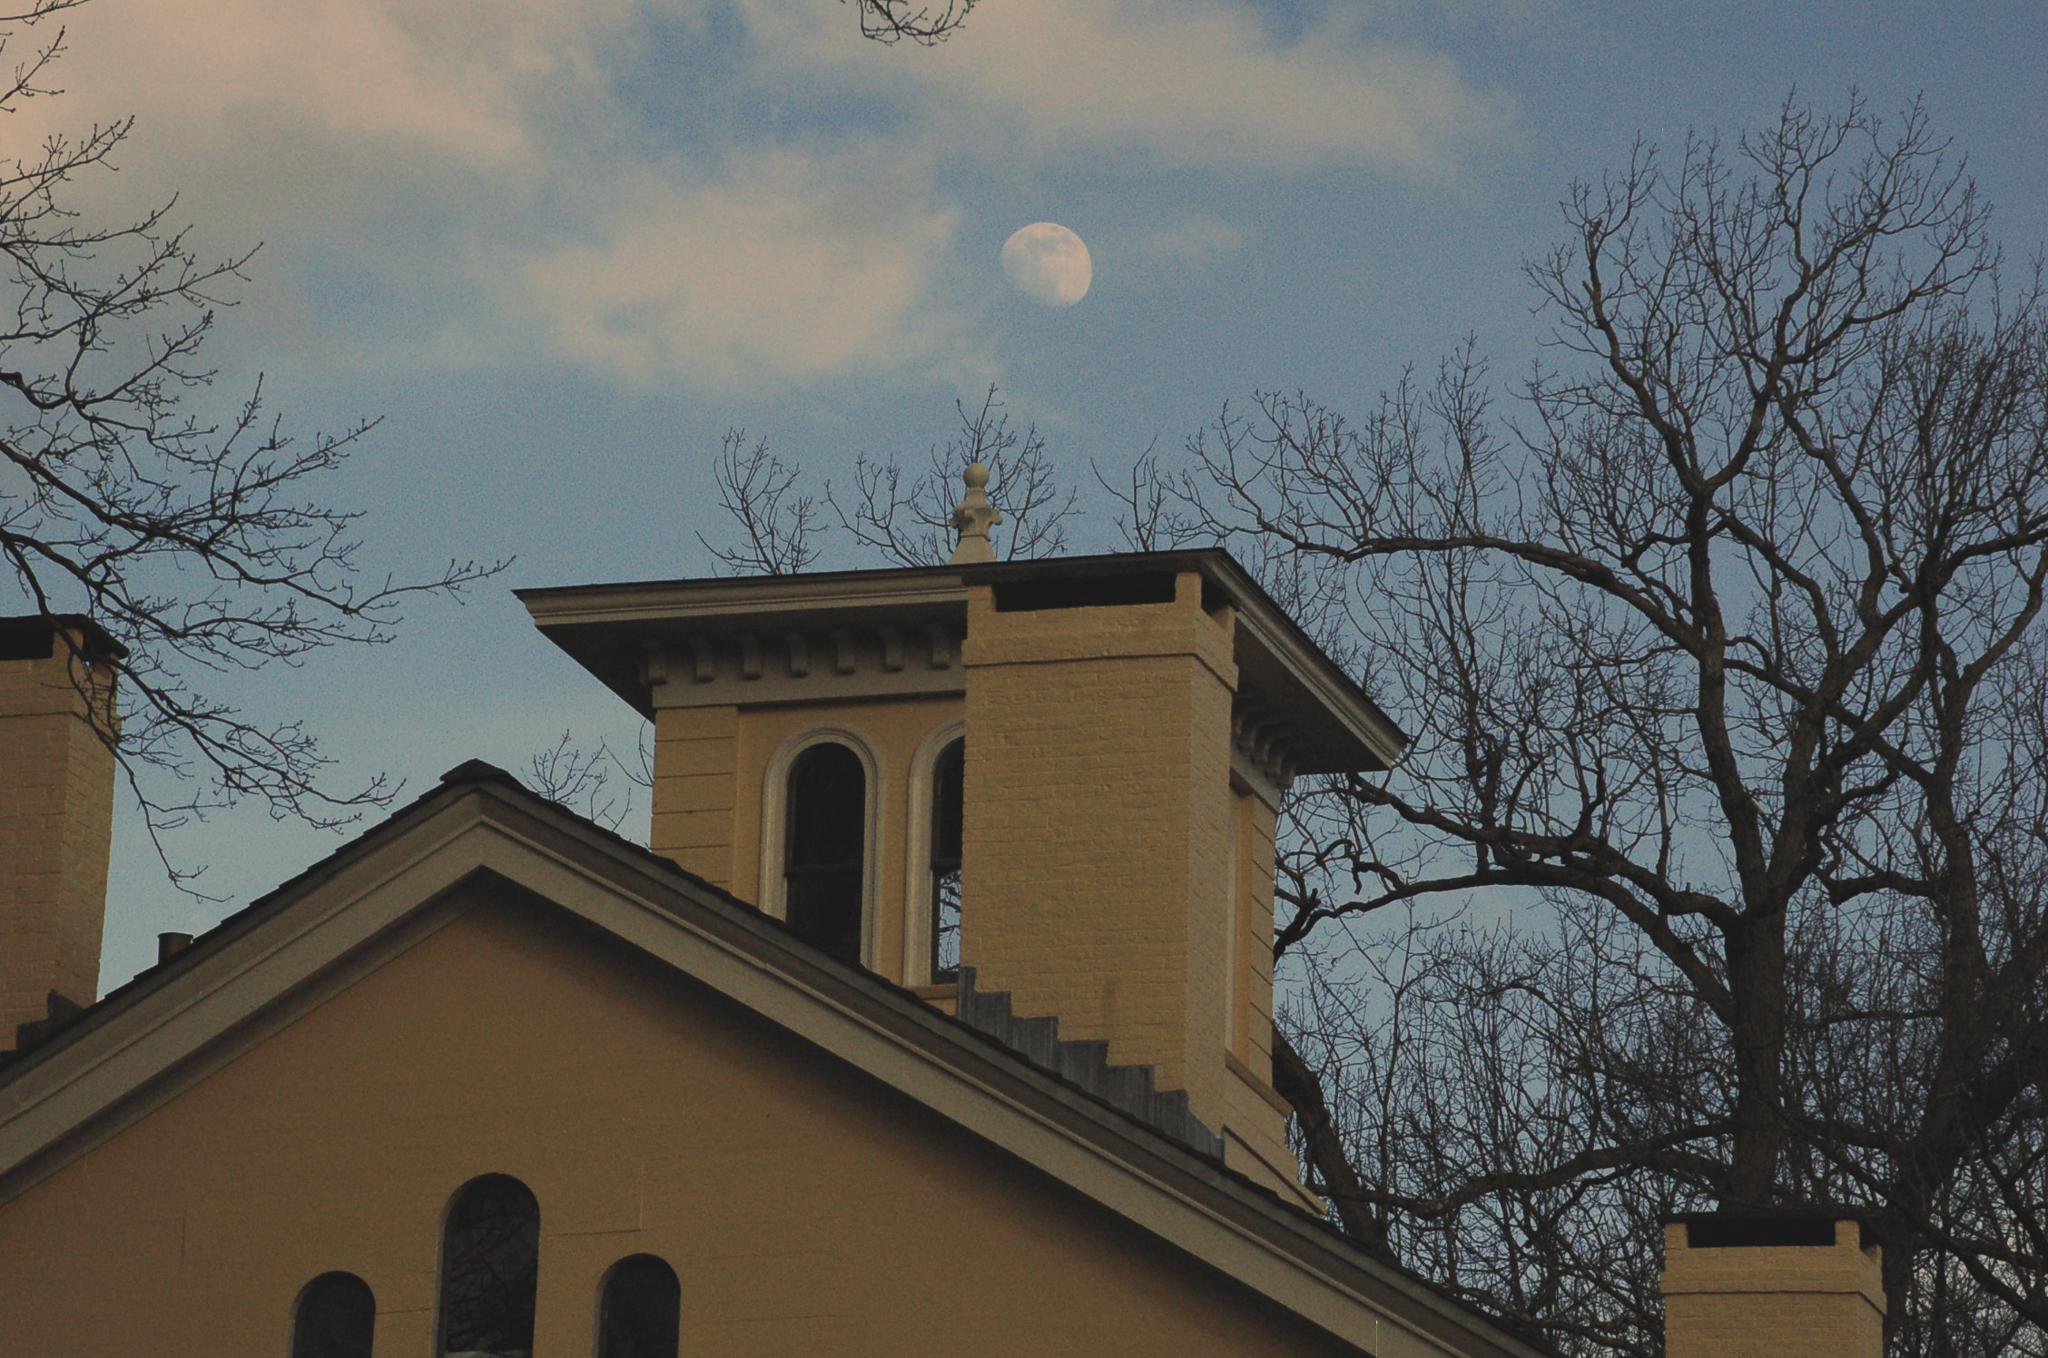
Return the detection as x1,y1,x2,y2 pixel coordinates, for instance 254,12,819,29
1002,222,1092,308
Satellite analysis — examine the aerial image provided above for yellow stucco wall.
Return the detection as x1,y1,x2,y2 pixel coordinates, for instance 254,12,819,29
0,639,116,1043
0,893,1362,1357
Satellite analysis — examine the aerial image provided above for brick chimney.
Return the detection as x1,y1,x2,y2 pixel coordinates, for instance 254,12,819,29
0,614,123,1052
1663,1212,1884,1358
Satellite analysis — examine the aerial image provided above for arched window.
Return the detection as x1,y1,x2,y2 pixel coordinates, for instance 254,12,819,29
597,1254,681,1358
785,742,867,965
292,1271,375,1358
438,1174,541,1358
929,738,965,981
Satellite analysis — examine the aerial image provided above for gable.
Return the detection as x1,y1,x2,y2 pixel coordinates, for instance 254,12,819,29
0,884,1367,1357
0,774,1537,1358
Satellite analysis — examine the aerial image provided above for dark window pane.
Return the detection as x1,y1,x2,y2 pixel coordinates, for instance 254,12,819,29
786,871,863,965
598,1254,681,1358
930,739,964,980
931,740,964,862
293,1272,376,1358
787,744,865,868
786,743,866,964
439,1174,540,1358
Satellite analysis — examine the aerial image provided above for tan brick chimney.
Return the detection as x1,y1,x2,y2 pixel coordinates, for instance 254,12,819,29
1663,1213,1884,1358
0,614,123,1052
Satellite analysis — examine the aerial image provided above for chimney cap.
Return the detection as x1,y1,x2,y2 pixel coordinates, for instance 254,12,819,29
1665,1208,1878,1249
0,614,127,663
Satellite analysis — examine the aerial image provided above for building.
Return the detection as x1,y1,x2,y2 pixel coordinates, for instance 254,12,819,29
0,478,1883,1356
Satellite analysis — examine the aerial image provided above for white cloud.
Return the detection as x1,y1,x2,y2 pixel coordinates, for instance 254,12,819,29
503,151,968,390
754,0,1513,173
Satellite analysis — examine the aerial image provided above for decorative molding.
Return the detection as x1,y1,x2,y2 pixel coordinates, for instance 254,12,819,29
639,641,668,688
1230,703,1300,809
651,626,964,709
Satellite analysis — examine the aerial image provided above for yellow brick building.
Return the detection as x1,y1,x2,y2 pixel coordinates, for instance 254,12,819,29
0,525,1883,1356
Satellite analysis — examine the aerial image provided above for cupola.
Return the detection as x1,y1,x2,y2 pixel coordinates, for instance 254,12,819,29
518,474,1404,1204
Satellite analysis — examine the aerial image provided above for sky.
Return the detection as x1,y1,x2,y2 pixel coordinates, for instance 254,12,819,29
13,0,2044,992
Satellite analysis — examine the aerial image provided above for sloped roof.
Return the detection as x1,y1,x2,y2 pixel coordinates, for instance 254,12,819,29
0,762,1537,1358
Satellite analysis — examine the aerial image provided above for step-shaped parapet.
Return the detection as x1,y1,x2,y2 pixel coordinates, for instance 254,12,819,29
954,968,1225,1158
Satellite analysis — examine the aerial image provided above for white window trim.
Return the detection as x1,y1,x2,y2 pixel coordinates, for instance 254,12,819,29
759,724,884,971
902,717,967,985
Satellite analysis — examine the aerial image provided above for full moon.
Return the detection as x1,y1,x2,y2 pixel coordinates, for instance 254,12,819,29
1002,222,1092,307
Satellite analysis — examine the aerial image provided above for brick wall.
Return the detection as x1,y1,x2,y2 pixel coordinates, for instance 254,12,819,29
1662,1218,1884,1358
960,572,1239,1134
0,631,117,1048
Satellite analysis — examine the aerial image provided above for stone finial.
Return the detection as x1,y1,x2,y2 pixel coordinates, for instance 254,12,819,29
947,462,1004,565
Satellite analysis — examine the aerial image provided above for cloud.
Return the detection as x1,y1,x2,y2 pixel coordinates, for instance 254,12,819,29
503,151,968,389
755,0,1514,174
1137,217,1244,268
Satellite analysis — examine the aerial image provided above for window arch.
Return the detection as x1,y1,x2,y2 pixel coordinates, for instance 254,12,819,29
438,1174,541,1358
759,726,881,968
292,1271,375,1358
597,1254,681,1358
904,718,967,984
783,741,868,965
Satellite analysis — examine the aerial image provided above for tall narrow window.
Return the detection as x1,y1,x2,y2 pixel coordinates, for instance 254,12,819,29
929,738,965,981
784,742,867,965
597,1254,681,1358
438,1174,541,1358
292,1272,375,1358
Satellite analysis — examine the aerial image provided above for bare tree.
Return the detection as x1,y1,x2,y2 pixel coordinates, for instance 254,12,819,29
0,1,503,883
1091,440,1209,553
700,429,823,576
1181,97,2048,1355
829,384,1080,566
525,730,651,833
847,0,976,44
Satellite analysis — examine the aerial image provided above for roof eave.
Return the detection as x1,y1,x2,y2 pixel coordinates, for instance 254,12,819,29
521,550,1410,771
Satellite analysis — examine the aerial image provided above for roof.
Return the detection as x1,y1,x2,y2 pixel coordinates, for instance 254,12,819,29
517,548,1408,774
0,761,1536,1358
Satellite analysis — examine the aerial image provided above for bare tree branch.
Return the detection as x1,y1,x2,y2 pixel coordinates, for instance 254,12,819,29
0,5,505,890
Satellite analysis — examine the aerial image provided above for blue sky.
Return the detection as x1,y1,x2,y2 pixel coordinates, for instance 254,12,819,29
22,0,2045,989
